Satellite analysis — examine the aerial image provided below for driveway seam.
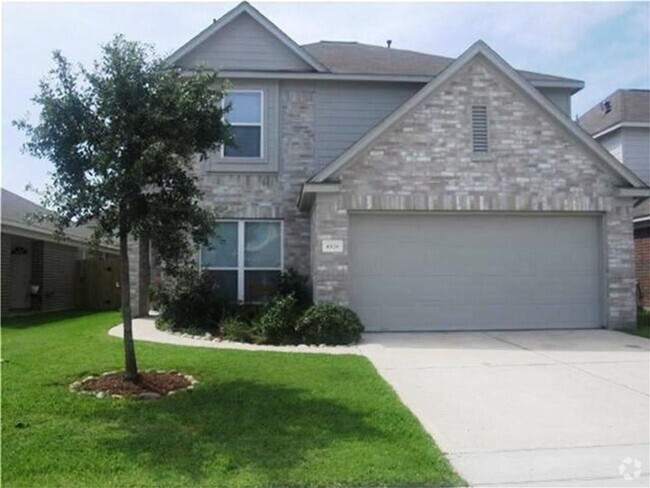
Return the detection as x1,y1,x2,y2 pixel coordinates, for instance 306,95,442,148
474,473,650,487
486,332,650,397
448,441,650,455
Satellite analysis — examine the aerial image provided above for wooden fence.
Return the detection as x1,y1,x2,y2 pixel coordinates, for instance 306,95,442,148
75,257,121,311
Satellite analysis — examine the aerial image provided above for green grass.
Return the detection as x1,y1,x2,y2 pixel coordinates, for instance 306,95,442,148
1,311,463,487
632,309,650,338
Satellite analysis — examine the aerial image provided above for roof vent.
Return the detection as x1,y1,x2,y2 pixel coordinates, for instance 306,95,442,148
472,106,489,154
386,40,392,49
600,100,612,114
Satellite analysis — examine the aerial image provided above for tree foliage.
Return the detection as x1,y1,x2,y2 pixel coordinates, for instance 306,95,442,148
15,35,230,379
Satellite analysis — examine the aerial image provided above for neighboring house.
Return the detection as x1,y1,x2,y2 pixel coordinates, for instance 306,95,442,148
579,89,650,308
1,188,119,316
129,1,648,331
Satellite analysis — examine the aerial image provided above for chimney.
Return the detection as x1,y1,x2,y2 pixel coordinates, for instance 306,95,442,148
386,40,392,49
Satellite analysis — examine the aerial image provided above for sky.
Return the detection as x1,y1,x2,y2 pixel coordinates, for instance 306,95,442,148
2,1,649,202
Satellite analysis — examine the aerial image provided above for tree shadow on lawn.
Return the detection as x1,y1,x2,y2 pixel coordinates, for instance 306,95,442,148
85,379,383,485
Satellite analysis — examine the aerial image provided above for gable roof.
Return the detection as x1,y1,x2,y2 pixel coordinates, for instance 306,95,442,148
166,2,328,72
1,188,118,251
578,89,650,137
303,41,583,91
306,41,647,191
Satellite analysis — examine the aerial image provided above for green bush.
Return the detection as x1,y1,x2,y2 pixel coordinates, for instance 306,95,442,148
297,303,364,345
255,294,300,345
277,268,312,309
221,317,260,344
156,270,226,333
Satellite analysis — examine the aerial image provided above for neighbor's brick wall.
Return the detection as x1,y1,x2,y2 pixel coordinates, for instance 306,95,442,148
41,241,79,312
31,242,44,310
1,234,12,316
311,56,637,328
635,226,650,308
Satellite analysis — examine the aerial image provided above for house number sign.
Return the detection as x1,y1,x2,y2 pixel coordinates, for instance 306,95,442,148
322,239,344,253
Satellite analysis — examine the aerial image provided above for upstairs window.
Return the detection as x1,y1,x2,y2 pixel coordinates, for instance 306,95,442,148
223,91,263,158
472,105,488,154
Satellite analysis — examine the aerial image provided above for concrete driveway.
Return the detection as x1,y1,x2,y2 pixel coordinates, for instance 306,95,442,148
360,330,650,487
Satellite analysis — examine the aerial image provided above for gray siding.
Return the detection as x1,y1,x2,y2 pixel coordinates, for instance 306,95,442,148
621,127,650,184
596,128,649,185
598,131,624,162
538,87,572,116
312,81,421,171
177,13,313,72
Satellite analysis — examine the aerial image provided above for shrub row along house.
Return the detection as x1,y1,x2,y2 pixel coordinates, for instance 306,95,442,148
578,89,650,309
129,2,649,331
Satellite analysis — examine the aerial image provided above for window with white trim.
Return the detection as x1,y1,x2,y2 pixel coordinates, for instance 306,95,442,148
472,105,488,154
201,220,282,302
223,91,263,158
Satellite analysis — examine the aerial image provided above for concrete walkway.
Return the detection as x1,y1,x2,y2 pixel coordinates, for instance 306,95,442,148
359,330,650,487
108,318,360,355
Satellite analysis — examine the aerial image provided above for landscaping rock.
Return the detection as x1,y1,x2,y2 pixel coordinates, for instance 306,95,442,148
138,392,161,400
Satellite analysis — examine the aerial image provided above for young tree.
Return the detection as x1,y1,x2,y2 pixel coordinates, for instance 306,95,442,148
15,35,230,381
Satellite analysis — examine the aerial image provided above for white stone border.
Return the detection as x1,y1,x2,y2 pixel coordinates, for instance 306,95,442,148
108,318,361,355
69,370,198,400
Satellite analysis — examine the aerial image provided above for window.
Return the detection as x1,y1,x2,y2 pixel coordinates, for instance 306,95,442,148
201,220,282,302
223,91,263,158
472,105,488,154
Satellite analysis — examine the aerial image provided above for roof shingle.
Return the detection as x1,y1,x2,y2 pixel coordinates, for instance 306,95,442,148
302,41,583,86
578,89,650,136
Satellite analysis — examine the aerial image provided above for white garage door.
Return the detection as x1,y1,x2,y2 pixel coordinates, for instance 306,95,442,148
349,214,603,331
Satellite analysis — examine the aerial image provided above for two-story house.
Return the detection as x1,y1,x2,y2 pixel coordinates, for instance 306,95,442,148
579,89,650,308
130,2,648,331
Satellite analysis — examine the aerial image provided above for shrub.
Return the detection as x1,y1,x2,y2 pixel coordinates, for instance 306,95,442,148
229,303,265,324
221,317,260,344
254,294,300,345
156,270,226,333
296,303,364,345
277,268,312,309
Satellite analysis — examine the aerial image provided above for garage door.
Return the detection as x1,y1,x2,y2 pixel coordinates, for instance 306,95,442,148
349,214,602,331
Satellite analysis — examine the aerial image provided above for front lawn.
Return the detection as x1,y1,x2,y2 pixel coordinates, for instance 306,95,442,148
2,311,463,487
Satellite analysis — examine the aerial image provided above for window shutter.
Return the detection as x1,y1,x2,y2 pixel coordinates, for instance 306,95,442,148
472,106,488,153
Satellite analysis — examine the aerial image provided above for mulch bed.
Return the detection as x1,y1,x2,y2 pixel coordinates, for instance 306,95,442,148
70,371,196,399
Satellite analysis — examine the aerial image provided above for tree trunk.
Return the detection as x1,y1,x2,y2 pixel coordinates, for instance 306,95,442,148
138,234,150,317
120,224,139,381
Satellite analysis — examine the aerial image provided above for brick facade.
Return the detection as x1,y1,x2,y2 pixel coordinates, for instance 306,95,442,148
311,58,637,329
127,57,639,329
196,86,316,277
1,235,12,315
41,241,80,312
128,84,319,312
635,225,650,308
